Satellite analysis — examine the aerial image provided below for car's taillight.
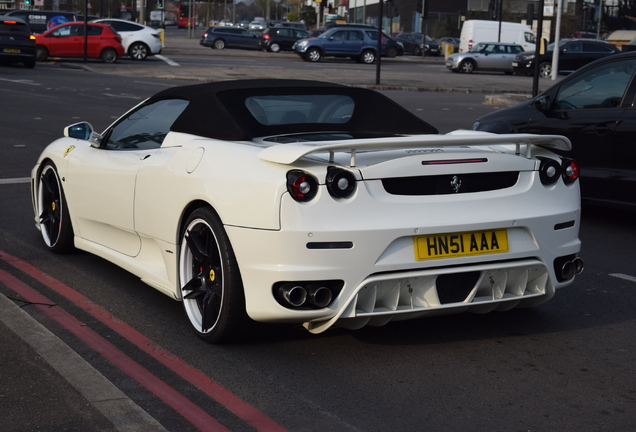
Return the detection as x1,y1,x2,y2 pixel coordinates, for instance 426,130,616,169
468,39,473,49
203,32,208,37
538,157,561,185
152,33,160,39
561,158,580,184
326,167,356,199
287,170,318,202
115,36,122,43
262,34,270,40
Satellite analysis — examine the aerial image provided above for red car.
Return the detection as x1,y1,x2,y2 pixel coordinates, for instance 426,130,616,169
35,22,125,63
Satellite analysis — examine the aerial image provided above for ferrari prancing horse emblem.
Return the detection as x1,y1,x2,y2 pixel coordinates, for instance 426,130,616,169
451,175,462,193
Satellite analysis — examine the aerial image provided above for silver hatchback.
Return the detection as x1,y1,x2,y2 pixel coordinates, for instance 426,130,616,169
446,42,524,74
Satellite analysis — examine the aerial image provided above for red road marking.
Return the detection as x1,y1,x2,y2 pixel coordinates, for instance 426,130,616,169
0,267,229,432
0,250,288,432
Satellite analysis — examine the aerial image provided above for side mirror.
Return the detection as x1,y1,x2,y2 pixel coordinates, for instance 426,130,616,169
328,37,334,41
531,95,550,112
64,122,102,148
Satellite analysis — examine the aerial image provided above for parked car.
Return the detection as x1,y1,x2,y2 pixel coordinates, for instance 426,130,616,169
294,26,402,63
1,10,77,33
31,79,582,343
294,27,375,63
0,16,36,68
35,22,125,63
513,39,620,77
446,42,524,74
218,20,233,27
248,21,265,32
307,28,326,38
200,26,261,50
394,32,439,56
92,18,162,60
438,36,460,53
570,31,599,39
324,24,403,57
474,51,636,209
260,26,308,52
280,21,307,31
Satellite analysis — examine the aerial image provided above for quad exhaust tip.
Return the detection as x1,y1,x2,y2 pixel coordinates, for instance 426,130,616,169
276,281,343,309
561,257,584,281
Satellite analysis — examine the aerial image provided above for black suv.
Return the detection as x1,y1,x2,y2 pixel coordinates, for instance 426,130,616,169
0,17,36,68
260,26,308,52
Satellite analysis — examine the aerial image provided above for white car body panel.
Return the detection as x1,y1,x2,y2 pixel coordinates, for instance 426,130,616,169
93,18,162,57
31,80,582,340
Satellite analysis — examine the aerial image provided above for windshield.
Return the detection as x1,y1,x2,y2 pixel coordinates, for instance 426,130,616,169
547,39,569,51
469,43,487,53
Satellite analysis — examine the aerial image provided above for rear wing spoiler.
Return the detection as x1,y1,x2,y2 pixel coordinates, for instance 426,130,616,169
258,131,571,166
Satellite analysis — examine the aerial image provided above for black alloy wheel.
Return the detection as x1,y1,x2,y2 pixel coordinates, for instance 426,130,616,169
179,207,249,343
38,162,74,253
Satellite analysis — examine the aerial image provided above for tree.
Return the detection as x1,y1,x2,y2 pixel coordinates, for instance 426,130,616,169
299,4,317,28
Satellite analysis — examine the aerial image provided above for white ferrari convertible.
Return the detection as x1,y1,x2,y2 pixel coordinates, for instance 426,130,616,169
32,80,583,343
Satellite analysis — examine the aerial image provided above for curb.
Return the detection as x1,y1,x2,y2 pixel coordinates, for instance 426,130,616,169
0,293,168,432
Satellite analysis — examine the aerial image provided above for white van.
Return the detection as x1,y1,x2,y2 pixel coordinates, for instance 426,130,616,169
460,20,536,53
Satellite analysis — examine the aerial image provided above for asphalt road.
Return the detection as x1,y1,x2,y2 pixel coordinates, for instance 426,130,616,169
0,63,635,432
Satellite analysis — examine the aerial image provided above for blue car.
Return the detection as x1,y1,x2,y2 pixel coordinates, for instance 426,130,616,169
294,26,393,64
199,26,261,50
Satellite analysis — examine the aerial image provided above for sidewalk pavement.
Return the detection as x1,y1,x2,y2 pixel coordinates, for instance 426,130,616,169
0,288,168,432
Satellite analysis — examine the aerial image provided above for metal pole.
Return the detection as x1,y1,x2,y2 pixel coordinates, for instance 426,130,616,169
83,0,88,62
596,0,603,39
551,0,562,80
497,0,502,42
532,0,545,97
375,0,383,85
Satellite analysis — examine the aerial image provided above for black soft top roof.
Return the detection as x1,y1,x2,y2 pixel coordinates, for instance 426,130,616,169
148,79,438,141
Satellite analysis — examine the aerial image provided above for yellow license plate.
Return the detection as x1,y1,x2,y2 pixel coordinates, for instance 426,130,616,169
3,48,20,53
414,229,508,261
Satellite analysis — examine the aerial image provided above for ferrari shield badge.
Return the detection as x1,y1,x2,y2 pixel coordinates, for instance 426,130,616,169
63,145,75,157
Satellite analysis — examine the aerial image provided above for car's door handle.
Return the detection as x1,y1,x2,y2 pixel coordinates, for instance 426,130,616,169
141,154,152,160
594,124,612,135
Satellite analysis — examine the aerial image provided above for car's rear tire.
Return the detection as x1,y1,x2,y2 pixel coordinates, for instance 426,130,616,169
213,39,226,50
179,207,250,343
413,46,422,56
539,62,552,78
269,42,281,53
459,59,475,73
36,45,48,61
37,162,74,254
100,47,118,63
128,42,149,60
361,49,376,64
386,46,397,58
307,47,322,62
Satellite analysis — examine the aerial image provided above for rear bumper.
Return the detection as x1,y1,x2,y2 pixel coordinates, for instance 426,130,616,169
227,173,581,332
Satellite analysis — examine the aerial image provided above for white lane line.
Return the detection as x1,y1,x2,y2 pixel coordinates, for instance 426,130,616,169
610,273,636,283
0,177,30,185
155,55,180,66
0,78,40,86
102,93,144,99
